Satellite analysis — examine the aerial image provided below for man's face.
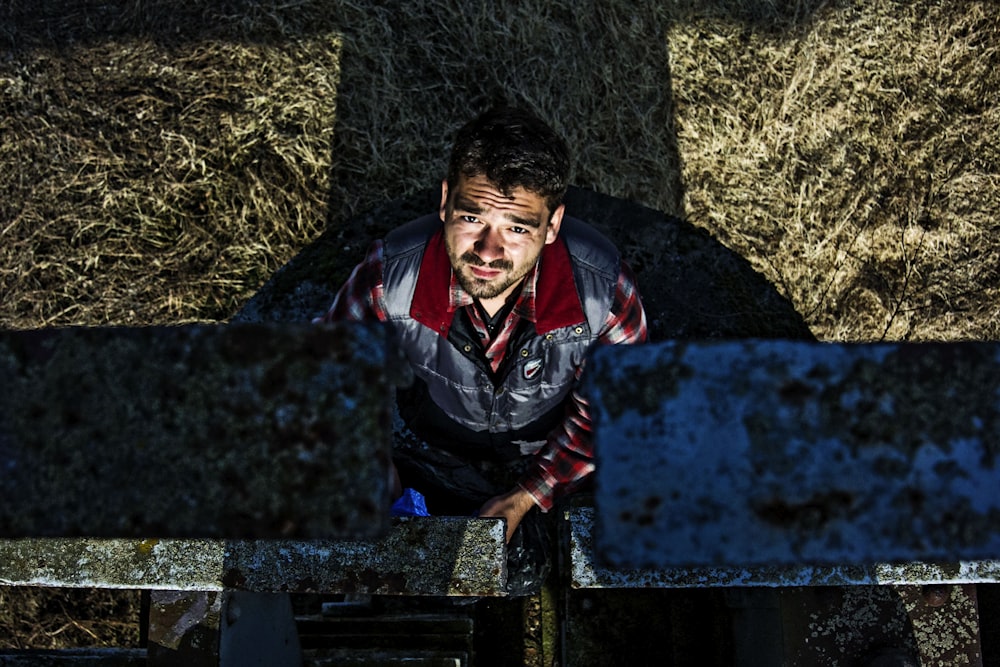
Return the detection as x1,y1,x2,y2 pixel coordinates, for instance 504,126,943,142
440,173,564,309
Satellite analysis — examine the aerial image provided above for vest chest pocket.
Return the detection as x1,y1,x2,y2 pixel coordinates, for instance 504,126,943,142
520,351,545,383
507,337,587,394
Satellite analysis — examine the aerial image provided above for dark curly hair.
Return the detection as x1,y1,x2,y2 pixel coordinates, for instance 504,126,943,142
446,106,570,214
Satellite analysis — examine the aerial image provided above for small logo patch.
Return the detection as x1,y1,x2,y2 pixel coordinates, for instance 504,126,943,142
524,358,543,380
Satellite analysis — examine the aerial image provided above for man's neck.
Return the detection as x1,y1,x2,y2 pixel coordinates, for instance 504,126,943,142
477,296,506,318
476,280,525,319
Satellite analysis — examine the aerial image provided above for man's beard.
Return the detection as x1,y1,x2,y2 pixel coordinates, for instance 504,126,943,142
456,251,521,300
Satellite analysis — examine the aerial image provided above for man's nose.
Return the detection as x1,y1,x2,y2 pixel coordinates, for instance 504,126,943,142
474,227,504,262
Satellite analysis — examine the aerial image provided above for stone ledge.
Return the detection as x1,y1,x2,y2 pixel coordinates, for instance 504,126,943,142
0,517,506,597
568,507,1000,588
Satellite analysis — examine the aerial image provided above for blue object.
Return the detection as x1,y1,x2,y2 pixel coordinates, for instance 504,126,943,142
391,488,431,517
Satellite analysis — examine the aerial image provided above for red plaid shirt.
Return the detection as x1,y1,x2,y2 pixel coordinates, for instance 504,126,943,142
316,238,647,511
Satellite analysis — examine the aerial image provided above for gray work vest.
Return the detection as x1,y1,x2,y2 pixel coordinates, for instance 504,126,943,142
382,213,619,460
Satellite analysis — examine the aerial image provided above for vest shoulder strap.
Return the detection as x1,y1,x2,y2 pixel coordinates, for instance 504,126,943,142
382,214,441,319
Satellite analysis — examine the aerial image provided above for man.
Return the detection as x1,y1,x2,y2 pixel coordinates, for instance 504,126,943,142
317,106,646,590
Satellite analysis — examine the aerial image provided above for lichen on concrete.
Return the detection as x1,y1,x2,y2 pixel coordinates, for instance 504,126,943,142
0,518,506,595
0,323,392,539
0,538,224,590
895,584,983,666
224,517,506,596
585,343,1000,568
567,507,1000,589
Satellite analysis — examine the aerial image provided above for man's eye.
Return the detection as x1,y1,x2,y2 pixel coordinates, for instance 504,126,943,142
510,226,528,235
461,215,479,224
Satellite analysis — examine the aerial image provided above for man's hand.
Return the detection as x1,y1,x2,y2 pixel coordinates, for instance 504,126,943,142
478,487,537,543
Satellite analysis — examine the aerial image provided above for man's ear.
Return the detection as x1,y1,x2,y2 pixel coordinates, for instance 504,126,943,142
439,179,449,222
544,204,566,245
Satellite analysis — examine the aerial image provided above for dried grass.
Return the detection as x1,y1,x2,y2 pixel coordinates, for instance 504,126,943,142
5,1,995,340
1,1,342,326
1,0,685,328
669,0,1000,340
0,586,141,649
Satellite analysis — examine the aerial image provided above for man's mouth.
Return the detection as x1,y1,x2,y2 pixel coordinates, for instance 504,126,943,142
461,253,511,280
470,265,503,280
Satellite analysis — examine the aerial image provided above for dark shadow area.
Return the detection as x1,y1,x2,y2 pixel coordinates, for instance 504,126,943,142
1,0,835,47
320,2,685,222
982,584,1000,667
563,588,734,667
236,186,813,340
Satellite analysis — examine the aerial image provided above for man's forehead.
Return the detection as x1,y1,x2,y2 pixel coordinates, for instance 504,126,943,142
450,174,549,220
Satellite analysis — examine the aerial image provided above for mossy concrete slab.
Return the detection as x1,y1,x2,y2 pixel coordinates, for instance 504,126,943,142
223,517,506,597
567,507,1000,588
0,537,224,590
0,323,392,539
586,340,1000,568
0,649,147,665
0,518,506,596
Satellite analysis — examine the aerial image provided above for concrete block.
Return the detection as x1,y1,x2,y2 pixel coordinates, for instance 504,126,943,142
224,517,506,597
586,341,1000,568
567,507,1000,588
0,537,224,590
0,517,507,596
0,323,393,539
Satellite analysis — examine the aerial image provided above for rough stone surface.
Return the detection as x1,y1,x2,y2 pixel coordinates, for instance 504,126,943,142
0,538,224,590
780,586,921,666
568,507,1000,588
0,518,506,596
233,187,813,341
225,517,506,596
586,340,1000,568
895,584,983,666
0,323,392,539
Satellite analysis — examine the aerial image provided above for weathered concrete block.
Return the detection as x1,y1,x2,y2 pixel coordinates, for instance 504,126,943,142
0,323,392,539
223,516,507,596
0,518,506,596
567,507,1000,588
586,341,1000,568
0,537,225,590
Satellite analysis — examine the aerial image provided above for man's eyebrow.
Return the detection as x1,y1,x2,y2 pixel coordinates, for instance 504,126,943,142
506,213,542,229
453,196,484,215
453,195,543,229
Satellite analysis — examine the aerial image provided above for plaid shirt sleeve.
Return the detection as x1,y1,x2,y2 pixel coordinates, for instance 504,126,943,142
313,241,388,324
518,260,648,511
